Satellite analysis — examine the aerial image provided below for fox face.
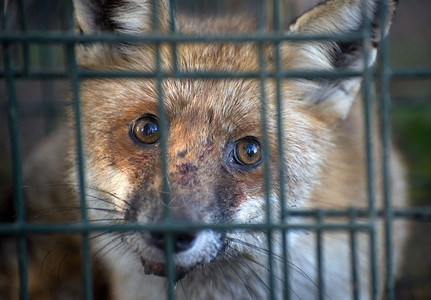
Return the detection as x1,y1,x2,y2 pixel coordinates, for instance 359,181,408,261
69,0,405,299
77,59,331,281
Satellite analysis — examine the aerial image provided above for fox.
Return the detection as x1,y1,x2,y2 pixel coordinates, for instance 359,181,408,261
0,0,409,299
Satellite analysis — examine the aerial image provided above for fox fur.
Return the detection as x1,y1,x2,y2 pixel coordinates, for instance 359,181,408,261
1,0,408,299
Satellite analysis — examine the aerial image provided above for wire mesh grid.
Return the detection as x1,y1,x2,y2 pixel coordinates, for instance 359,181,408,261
1,0,431,299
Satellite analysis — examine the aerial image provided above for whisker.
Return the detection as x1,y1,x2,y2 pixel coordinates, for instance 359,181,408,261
22,183,131,209
57,250,72,282
309,198,347,208
86,218,125,223
226,237,283,262
88,230,115,242
223,258,256,300
239,254,284,284
35,206,123,217
41,243,60,274
91,234,124,260
40,233,78,273
72,191,127,212
234,252,305,300
214,259,235,300
85,198,126,212
179,280,188,300
82,185,132,208
227,237,317,288
230,253,270,291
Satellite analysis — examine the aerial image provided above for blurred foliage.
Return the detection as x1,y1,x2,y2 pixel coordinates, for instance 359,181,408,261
392,104,431,205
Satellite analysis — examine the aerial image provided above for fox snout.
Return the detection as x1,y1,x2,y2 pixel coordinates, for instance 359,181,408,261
142,229,223,280
149,231,197,254
124,161,229,279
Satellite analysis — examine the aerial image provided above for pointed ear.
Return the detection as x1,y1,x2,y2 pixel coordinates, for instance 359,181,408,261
73,0,170,34
72,0,171,66
282,0,397,122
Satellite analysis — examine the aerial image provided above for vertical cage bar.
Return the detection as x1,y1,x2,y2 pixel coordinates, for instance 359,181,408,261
66,1,93,298
17,0,29,76
151,1,175,299
169,0,178,76
39,0,57,133
360,0,379,297
152,0,171,220
378,0,395,298
272,0,291,299
349,208,360,300
257,0,275,298
2,1,29,297
316,210,324,300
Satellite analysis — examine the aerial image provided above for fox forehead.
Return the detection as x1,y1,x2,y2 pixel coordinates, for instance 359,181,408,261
80,77,267,139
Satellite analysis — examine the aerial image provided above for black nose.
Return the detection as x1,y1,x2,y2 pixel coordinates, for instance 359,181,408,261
150,231,197,253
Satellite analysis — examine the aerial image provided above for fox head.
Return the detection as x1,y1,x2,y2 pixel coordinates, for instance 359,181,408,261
71,0,397,282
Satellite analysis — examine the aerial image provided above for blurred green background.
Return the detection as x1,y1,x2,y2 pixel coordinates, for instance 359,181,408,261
1,0,430,299
389,1,431,298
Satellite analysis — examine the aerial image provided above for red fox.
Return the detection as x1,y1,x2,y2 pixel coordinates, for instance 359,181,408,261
1,0,408,299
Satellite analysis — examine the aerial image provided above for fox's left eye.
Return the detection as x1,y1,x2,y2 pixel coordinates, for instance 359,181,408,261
233,137,262,166
132,115,160,144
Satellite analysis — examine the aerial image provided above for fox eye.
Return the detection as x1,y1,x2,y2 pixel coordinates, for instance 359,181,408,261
233,137,262,166
132,115,160,144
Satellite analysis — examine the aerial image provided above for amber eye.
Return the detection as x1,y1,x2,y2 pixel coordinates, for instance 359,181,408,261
233,137,262,166
132,115,160,144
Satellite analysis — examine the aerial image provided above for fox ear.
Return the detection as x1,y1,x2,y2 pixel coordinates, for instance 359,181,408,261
283,0,397,121
73,0,170,34
72,0,171,65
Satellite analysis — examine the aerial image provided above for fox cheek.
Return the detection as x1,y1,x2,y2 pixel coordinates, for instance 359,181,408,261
218,176,247,209
126,154,151,179
232,187,246,208
128,154,149,166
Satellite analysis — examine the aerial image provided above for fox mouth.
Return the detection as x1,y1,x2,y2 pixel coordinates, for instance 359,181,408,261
135,230,225,281
141,258,194,281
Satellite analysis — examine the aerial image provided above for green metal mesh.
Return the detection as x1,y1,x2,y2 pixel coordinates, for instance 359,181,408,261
1,0,431,300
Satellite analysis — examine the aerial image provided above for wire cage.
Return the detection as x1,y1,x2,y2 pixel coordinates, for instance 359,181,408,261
1,0,431,299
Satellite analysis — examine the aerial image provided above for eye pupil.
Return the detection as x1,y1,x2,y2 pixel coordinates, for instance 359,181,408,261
142,122,157,136
234,137,262,166
244,142,258,158
132,115,160,144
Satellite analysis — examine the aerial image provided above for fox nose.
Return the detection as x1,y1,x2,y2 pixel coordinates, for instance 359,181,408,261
150,231,197,253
